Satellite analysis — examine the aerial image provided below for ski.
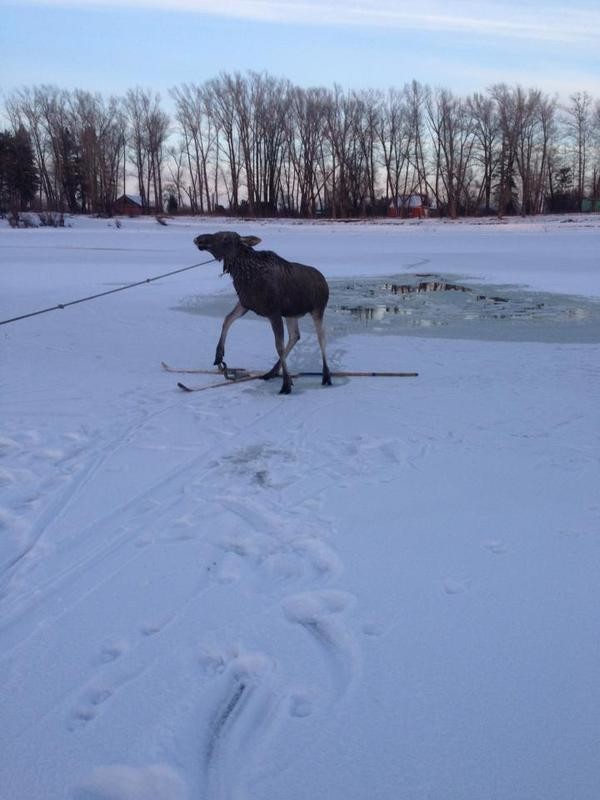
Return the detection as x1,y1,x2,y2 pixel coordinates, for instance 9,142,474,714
318,370,419,377
176,369,418,392
164,361,417,380
162,361,218,374
177,374,262,392
161,361,259,378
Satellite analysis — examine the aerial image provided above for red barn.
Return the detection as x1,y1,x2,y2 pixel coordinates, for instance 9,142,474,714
112,194,145,216
388,194,429,219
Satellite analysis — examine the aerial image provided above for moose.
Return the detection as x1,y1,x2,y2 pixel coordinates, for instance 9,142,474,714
194,231,332,395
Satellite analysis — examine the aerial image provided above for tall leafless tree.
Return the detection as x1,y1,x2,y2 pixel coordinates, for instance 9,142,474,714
426,88,476,217
3,73,596,219
468,92,500,214
565,91,592,206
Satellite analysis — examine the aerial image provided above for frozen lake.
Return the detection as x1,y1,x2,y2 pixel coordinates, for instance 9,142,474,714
1,214,599,800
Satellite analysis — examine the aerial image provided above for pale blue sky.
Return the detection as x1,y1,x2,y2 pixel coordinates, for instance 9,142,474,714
1,0,598,101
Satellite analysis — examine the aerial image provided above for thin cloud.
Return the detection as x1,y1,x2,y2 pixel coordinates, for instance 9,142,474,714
9,0,600,46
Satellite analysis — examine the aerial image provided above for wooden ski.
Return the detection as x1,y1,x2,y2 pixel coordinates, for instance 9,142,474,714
164,361,418,380
176,369,418,392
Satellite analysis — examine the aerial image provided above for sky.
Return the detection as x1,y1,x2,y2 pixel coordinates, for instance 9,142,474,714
0,0,599,101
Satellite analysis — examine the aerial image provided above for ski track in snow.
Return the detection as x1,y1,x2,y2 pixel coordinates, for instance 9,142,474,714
0,377,550,797
0,382,394,798
2,357,446,799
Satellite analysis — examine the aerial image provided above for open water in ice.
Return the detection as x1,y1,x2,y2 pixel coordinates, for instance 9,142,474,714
176,273,600,344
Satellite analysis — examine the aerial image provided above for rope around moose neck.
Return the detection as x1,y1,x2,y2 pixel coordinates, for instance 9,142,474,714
0,257,217,327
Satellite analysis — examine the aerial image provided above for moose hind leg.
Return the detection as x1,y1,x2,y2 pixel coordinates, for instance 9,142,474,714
268,315,293,394
311,309,332,386
262,317,300,380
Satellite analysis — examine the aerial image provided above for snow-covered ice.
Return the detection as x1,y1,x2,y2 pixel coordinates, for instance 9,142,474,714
1,215,599,800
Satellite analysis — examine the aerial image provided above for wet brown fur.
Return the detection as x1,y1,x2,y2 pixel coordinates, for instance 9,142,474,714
194,231,332,394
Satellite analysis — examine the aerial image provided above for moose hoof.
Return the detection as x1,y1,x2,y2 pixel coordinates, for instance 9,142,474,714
261,368,279,381
279,380,293,395
322,374,332,386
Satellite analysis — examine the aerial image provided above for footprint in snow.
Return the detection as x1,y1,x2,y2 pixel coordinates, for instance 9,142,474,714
72,762,187,800
217,497,341,589
204,650,281,800
98,639,128,664
443,578,472,595
69,655,146,733
68,686,114,730
482,539,509,555
288,690,315,718
282,589,359,700
140,615,172,637
361,621,385,637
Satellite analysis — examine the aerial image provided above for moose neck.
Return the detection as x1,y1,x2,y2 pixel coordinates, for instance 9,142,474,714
224,249,256,280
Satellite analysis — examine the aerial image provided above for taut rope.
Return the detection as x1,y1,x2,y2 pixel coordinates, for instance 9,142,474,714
0,257,216,327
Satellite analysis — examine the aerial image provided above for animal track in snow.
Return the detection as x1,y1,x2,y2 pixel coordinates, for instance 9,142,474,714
216,495,341,590
69,641,145,732
217,443,298,490
69,685,114,730
288,691,314,718
361,621,385,637
282,590,358,700
204,650,281,800
73,762,187,800
0,424,99,598
482,539,509,555
443,578,472,595
197,645,231,677
140,615,173,637
98,639,128,664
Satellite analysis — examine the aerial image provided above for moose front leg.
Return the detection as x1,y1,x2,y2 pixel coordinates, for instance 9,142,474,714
214,302,248,366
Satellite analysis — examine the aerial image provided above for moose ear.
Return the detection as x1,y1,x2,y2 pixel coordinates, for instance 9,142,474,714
241,235,261,247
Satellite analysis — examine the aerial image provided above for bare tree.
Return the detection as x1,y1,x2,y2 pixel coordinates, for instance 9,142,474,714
165,142,187,209
70,90,125,214
287,87,329,215
324,86,371,217
468,92,499,214
171,83,216,212
3,73,597,219
404,81,430,199
207,74,243,212
426,88,476,217
125,88,169,211
250,73,291,214
377,87,413,209
592,100,600,203
490,84,521,216
352,89,381,211
565,91,592,206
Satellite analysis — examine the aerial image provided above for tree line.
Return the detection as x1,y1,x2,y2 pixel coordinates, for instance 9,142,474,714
1,73,599,219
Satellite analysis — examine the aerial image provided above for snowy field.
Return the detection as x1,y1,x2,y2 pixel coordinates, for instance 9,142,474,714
1,214,599,800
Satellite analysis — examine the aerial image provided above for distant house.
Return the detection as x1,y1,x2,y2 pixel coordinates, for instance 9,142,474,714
388,194,429,219
112,194,146,216
581,198,600,213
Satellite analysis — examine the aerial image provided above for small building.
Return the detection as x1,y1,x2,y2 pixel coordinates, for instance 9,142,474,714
581,198,600,213
112,194,145,216
388,194,429,219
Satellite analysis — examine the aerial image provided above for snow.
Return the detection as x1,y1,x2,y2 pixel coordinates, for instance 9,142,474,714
1,214,599,800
